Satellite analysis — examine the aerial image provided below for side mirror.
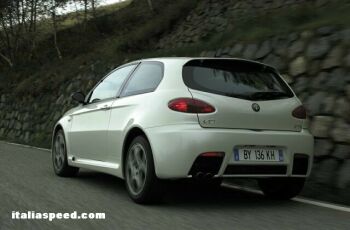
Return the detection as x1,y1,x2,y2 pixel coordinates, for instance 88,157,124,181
71,92,86,104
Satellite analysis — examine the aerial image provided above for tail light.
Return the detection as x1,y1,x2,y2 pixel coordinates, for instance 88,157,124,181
168,98,215,113
292,105,307,119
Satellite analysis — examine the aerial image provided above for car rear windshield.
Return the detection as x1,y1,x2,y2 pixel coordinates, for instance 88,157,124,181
183,59,294,101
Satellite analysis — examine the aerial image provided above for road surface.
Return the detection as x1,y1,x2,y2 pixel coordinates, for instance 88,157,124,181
0,141,349,230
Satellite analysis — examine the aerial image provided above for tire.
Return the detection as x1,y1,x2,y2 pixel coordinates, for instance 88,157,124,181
52,129,79,177
124,135,163,204
258,177,305,200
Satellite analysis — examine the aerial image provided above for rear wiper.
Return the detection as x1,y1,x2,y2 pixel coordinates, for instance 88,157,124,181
225,93,252,100
250,91,290,100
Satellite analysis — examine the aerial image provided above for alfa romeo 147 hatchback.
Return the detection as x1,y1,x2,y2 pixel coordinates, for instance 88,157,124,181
52,58,314,204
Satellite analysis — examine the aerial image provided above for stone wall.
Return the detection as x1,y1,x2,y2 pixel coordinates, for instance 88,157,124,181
157,0,333,49
197,27,350,203
0,70,101,147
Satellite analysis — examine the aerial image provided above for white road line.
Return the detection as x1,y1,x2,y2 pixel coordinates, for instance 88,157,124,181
2,140,350,213
292,197,350,213
0,141,51,152
222,183,350,213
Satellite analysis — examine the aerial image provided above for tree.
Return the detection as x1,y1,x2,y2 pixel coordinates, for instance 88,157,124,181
91,0,96,18
0,0,103,68
0,0,44,67
83,0,88,26
47,0,69,59
0,0,16,67
146,0,153,12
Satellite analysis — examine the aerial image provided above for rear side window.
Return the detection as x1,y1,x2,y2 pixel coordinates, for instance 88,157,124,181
121,61,163,97
183,59,294,101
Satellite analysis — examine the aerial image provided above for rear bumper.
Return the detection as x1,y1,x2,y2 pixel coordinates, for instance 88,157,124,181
145,124,314,179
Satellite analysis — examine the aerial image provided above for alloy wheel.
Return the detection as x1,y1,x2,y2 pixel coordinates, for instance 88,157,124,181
126,143,148,195
53,132,66,171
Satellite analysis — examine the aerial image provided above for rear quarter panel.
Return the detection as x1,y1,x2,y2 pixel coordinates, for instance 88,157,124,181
106,59,198,176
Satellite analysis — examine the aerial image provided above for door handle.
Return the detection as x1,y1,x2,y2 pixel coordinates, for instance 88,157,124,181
100,105,111,111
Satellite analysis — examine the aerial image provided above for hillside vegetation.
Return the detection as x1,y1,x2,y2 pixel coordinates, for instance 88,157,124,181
0,0,197,95
1,0,349,98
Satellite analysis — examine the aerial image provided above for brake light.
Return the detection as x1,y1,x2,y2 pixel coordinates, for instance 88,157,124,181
168,98,215,113
292,105,307,119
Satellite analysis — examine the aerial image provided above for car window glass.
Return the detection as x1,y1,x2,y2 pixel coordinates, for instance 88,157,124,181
89,64,136,103
122,62,163,97
183,59,293,101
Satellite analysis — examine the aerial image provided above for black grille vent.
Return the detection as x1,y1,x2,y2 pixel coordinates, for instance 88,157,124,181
292,154,309,175
189,155,224,176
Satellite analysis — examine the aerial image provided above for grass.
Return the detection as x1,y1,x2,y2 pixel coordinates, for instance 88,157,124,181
126,0,350,60
1,0,197,96
115,0,350,62
59,0,133,28
95,0,132,15
209,0,350,45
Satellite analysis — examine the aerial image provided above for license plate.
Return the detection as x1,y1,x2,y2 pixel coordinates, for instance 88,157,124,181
233,146,284,162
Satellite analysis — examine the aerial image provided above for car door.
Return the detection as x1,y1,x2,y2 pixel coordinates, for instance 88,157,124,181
68,64,137,162
106,61,164,166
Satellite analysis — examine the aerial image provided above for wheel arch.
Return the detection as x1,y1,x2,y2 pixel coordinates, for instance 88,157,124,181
122,126,152,178
52,124,64,149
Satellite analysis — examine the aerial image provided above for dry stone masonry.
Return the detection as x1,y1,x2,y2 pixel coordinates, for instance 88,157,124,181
197,27,350,197
157,0,332,49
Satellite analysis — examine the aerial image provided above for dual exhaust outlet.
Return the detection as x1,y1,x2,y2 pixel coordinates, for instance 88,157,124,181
194,172,214,180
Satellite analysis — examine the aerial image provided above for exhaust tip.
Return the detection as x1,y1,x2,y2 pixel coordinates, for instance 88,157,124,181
195,172,204,179
204,173,213,179
194,172,214,180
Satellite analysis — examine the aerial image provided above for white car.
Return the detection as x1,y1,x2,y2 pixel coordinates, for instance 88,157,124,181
52,58,314,203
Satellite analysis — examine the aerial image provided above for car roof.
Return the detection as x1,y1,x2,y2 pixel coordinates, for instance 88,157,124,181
129,57,276,70
119,57,279,91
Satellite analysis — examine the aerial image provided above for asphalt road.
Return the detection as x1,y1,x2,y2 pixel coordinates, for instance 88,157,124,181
1,141,350,230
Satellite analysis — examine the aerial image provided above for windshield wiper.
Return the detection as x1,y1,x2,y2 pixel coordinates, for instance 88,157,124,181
225,93,252,100
224,91,291,100
250,91,290,100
